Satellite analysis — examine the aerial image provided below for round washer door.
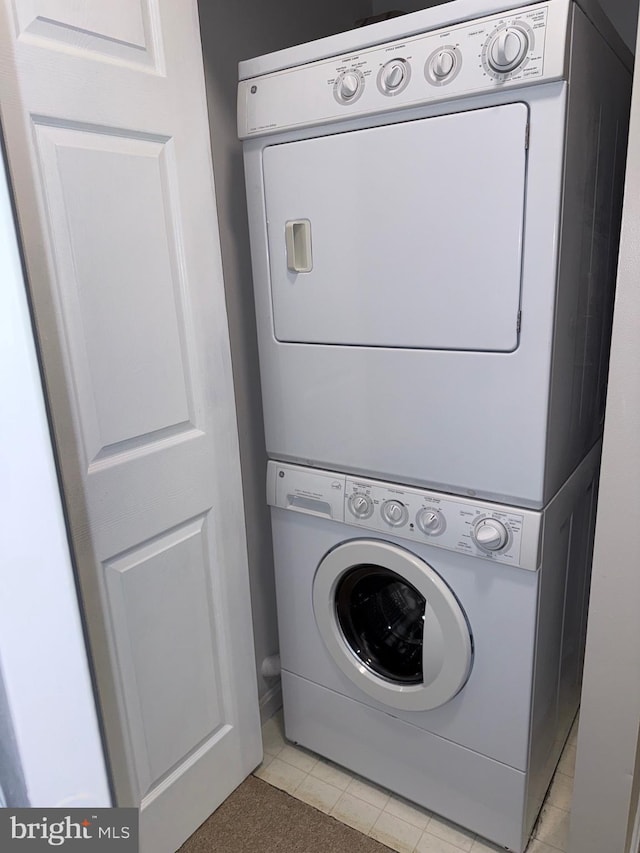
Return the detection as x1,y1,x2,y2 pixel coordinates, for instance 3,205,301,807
313,539,473,711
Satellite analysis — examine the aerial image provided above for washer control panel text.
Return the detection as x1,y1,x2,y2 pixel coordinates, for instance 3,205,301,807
268,461,542,571
345,477,526,567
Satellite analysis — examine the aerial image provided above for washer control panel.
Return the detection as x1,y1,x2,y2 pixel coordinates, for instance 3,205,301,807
267,461,542,571
344,476,527,567
239,1,568,138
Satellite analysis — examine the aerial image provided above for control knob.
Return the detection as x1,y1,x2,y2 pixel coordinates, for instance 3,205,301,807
416,509,445,536
337,71,362,101
381,500,408,527
378,59,410,95
384,61,404,88
487,25,530,74
348,493,374,519
472,518,509,552
431,49,456,79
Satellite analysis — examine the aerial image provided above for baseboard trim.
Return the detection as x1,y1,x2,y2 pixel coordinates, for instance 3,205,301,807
259,681,282,725
629,791,640,853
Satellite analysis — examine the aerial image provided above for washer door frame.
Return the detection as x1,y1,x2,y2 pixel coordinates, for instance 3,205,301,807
313,539,473,711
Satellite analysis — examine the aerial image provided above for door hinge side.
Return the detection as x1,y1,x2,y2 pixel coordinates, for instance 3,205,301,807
517,310,522,334
525,124,530,150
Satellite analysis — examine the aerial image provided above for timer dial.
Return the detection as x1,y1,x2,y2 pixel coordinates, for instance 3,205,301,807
472,518,509,552
486,24,531,75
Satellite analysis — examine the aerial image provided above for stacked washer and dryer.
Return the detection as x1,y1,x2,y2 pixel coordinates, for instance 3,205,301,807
238,1,631,850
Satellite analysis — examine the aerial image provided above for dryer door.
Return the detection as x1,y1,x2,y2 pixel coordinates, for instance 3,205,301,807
313,539,472,711
263,103,527,351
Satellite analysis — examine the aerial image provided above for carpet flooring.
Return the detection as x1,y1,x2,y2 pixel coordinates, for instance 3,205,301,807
179,775,392,853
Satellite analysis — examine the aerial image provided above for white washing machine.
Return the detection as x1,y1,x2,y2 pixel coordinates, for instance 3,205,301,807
267,444,600,852
239,0,631,508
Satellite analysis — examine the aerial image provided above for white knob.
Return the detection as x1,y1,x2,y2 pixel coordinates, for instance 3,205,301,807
340,73,360,99
432,50,455,78
472,519,509,552
349,493,373,519
417,509,445,536
489,26,529,73
385,63,405,89
382,500,408,527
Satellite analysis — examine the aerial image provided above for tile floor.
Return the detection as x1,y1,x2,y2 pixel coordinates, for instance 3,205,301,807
254,710,578,853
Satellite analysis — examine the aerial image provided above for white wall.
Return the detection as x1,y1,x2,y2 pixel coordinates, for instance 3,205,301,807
0,147,110,807
372,0,639,51
197,0,371,719
569,13,640,852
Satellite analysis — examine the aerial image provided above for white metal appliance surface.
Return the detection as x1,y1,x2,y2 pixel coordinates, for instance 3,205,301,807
240,0,631,508
267,448,600,852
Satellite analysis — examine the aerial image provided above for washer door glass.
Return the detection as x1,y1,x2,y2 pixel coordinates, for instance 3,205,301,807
336,566,425,684
313,539,473,711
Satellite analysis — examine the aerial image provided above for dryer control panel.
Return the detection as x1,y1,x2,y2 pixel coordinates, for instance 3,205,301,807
267,461,542,571
238,0,569,138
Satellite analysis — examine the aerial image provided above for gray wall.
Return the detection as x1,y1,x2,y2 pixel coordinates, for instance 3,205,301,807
601,0,639,50
197,0,371,718
372,0,639,51
569,14,640,853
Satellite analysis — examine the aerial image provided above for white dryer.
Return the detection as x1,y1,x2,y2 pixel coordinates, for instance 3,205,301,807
267,445,600,852
239,0,631,508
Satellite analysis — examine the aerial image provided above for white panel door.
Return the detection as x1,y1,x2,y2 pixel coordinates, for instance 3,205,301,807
0,2,261,851
264,104,528,351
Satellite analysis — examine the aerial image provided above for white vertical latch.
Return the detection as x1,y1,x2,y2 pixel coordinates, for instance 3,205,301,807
285,219,313,273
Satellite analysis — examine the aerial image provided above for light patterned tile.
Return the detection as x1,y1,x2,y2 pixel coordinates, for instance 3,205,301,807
261,713,286,757
534,803,570,851
568,721,579,747
310,758,353,790
426,815,476,851
385,795,431,831
416,830,473,853
557,744,577,779
370,811,423,853
278,743,318,773
253,752,274,775
331,791,382,834
258,706,576,853
469,837,506,851
547,771,573,812
347,776,391,809
295,774,342,814
525,840,566,853
253,756,306,795
470,837,508,851
471,835,550,852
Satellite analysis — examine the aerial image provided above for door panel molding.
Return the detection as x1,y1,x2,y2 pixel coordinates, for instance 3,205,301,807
32,121,200,462
13,0,163,70
105,515,225,799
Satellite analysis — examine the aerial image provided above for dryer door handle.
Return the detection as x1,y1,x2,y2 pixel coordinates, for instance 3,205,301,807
285,219,313,273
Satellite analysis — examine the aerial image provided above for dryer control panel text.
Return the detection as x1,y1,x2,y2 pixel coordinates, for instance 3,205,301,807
239,1,568,138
